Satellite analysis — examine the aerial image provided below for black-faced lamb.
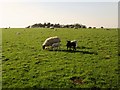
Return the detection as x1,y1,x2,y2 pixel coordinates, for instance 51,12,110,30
66,40,77,51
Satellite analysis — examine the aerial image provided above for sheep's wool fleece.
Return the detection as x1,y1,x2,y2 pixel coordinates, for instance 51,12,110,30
43,36,60,46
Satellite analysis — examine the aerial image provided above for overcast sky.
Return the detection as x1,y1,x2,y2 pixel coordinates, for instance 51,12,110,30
0,0,119,28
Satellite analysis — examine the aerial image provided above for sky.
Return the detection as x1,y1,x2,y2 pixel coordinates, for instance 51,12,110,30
0,0,119,28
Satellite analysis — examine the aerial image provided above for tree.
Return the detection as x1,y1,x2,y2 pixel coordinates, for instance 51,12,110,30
88,27,92,29
26,26,30,28
81,25,87,28
46,22,51,28
93,27,96,29
28,22,88,29
74,23,81,28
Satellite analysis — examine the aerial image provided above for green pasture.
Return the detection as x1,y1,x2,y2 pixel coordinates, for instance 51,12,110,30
2,28,119,88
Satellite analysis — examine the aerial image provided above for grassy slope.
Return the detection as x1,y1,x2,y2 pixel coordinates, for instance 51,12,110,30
0,29,2,89
2,28,118,88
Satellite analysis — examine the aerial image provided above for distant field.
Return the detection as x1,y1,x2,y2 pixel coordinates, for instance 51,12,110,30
2,28,118,88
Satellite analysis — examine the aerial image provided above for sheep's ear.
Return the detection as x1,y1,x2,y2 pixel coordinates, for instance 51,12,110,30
67,40,71,42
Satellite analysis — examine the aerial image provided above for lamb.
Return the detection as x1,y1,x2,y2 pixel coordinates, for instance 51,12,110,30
71,40,77,47
66,40,77,51
51,42,61,50
42,36,61,50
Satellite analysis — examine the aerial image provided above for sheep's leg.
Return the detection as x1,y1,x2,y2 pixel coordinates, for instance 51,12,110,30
74,46,76,51
67,46,68,50
58,46,59,50
69,46,72,51
74,48,76,51
58,46,60,51
50,46,54,51
68,47,71,51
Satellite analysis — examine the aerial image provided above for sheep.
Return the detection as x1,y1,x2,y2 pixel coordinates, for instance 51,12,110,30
42,36,61,50
66,40,77,51
16,32,21,35
50,27,54,29
51,42,61,50
71,40,77,47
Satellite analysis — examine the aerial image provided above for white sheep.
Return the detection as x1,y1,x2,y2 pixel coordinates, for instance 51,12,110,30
42,36,61,49
16,32,21,35
50,27,54,29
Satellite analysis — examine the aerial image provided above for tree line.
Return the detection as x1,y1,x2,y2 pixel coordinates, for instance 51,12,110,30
26,22,87,28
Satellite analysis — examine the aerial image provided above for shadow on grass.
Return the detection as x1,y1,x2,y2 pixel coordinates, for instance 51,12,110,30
48,49,98,55
77,46,92,49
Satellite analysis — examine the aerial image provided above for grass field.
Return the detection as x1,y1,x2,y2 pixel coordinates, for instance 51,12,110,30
2,28,119,88
0,29,2,90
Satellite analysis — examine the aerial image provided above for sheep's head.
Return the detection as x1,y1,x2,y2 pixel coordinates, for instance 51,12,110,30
42,45,45,49
66,40,71,46
67,40,71,43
